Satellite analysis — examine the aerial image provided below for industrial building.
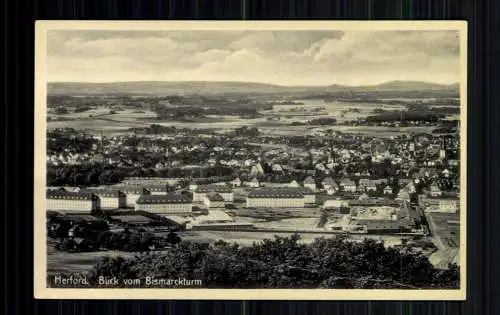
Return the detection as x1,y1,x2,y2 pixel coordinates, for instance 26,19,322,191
46,189,100,213
135,194,192,215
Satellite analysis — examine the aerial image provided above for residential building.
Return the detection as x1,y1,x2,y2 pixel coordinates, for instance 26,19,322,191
246,177,260,188
246,188,305,208
358,179,377,192
288,180,300,188
340,179,357,192
194,185,234,203
203,192,225,208
143,184,169,195
383,185,393,195
46,190,100,212
303,176,317,191
430,184,442,197
120,187,151,207
230,177,242,187
322,177,338,192
135,194,192,214
82,189,126,209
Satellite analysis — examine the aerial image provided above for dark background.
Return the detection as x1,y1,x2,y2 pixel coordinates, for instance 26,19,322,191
4,0,499,314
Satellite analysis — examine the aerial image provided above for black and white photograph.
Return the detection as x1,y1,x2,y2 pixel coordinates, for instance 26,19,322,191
34,21,467,300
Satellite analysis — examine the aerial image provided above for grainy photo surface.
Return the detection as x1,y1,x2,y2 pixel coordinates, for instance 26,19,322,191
34,21,467,300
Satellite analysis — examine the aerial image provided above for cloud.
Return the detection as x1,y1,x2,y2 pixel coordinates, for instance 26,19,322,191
47,30,460,86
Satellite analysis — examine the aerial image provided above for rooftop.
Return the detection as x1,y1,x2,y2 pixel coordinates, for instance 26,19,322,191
136,194,191,204
46,189,98,200
81,188,126,198
195,185,233,193
205,192,225,202
247,187,309,199
118,186,151,194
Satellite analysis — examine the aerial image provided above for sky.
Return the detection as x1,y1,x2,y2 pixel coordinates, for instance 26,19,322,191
47,29,461,86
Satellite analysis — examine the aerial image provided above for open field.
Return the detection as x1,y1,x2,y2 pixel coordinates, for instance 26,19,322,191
229,208,322,220
47,247,137,275
179,230,339,246
428,247,460,269
426,212,460,249
46,97,440,137
248,217,320,229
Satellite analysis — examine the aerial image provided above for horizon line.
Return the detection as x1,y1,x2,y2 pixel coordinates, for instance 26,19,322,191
46,79,460,88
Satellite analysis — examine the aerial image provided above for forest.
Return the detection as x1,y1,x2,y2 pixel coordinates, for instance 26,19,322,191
46,163,235,186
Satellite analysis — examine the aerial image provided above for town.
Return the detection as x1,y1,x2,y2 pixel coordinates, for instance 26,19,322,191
45,92,461,286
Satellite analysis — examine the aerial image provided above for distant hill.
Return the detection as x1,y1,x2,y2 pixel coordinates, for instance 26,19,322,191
47,80,459,96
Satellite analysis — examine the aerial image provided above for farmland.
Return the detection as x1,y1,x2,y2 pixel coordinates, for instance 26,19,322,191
47,98,442,137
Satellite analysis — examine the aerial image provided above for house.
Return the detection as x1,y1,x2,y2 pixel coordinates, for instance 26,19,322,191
230,177,242,187
322,177,337,191
272,164,283,172
203,192,225,208
383,185,393,195
189,181,199,191
288,180,300,188
246,188,305,208
429,184,442,197
325,186,338,195
358,179,377,192
46,190,100,213
82,189,126,209
340,179,357,192
365,180,378,192
442,169,452,178
448,159,460,167
250,163,265,176
246,177,260,188
134,194,192,214
303,176,317,191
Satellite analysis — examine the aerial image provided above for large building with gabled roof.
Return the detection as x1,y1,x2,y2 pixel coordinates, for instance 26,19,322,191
46,189,100,213
81,188,127,209
119,186,151,207
193,185,234,202
135,194,192,214
246,187,315,208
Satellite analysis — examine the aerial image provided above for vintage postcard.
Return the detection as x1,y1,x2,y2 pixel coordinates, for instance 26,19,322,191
34,21,467,300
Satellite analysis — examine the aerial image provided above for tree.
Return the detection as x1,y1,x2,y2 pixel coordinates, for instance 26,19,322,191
166,231,181,245
58,235,460,289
